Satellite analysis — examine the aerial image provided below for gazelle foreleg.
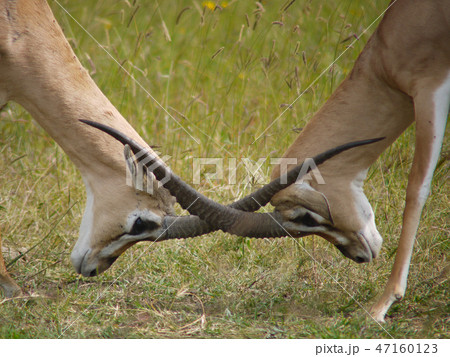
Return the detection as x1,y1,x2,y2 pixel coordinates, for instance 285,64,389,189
370,74,450,322
0,228,22,298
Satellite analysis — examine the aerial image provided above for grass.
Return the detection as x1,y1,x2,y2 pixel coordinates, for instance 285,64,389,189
0,0,448,338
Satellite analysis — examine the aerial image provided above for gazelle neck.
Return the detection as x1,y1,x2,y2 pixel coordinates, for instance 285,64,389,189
2,0,151,181
13,71,136,180
273,51,415,183
0,0,176,218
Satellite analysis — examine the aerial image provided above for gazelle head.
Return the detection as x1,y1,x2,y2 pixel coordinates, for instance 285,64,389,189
270,176,383,263
0,0,181,278
70,167,177,277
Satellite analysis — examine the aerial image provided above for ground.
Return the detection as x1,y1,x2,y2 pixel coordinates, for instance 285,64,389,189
0,0,448,338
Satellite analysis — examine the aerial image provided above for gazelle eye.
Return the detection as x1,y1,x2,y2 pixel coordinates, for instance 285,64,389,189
292,212,320,227
303,212,320,227
130,217,146,235
129,217,159,235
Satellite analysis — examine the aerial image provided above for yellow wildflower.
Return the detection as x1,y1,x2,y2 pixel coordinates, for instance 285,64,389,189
202,1,228,11
202,1,215,10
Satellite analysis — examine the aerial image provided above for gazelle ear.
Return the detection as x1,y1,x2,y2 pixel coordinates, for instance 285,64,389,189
272,182,334,224
294,185,333,224
124,144,137,180
123,144,156,194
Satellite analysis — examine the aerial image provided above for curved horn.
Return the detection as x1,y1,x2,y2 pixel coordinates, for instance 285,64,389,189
161,212,291,240
80,119,383,238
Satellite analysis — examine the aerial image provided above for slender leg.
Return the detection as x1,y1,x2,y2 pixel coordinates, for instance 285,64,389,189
370,76,450,322
0,228,22,298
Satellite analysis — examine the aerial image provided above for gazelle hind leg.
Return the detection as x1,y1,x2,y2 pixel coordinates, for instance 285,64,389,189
370,75,450,322
0,229,22,298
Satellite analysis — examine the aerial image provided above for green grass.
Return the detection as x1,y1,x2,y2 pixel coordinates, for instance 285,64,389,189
0,0,448,338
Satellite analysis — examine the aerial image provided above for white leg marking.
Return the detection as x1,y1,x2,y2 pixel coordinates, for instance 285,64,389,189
418,73,450,204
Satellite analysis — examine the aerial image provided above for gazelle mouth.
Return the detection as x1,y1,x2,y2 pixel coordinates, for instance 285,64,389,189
351,231,376,263
71,248,90,275
331,230,375,263
335,244,372,263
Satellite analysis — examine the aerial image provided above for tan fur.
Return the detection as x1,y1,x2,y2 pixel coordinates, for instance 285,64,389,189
0,0,175,294
271,0,449,321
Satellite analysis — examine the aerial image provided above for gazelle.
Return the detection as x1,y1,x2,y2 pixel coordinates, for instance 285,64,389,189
0,0,173,295
267,0,449,321
0,0,373,297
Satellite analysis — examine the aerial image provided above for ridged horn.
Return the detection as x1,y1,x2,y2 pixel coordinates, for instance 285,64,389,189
80,119,383,238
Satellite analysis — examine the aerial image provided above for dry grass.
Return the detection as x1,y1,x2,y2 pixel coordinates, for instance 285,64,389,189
0,0,448,338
